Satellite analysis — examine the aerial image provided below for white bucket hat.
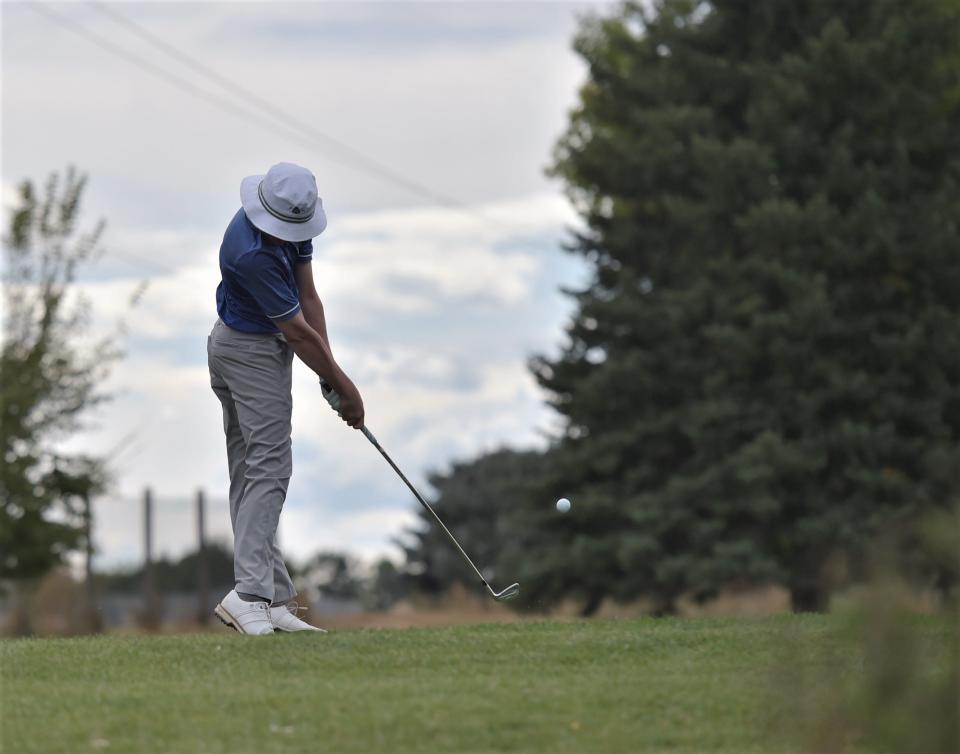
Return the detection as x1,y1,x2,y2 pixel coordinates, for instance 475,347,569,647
240,162,328,242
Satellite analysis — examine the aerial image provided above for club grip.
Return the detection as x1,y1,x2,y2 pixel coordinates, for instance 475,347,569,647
322,379,374,440
320,379,342,413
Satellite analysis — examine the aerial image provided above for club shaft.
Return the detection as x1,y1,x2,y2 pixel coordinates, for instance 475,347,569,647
361,426,490,589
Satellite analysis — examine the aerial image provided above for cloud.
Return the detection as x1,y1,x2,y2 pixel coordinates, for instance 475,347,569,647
1,180,23,212
315,194,576,321
50,188,582,562
5,2,599,569
78,191,579,337
279,505,417,565
56,191,585,568
3,2,598,216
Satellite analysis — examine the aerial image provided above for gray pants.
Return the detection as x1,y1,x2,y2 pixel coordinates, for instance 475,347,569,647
207,318,297,604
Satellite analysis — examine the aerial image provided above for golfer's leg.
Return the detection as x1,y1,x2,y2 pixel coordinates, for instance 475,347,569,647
269,342,297,606
233,475,289,601
270,344,297,605
226,345,294,603
215,385,275,604
270,534,297,605
209,328,249,533
212,382,248,533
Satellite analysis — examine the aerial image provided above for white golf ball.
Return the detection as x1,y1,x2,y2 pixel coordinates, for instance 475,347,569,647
556,497,571,513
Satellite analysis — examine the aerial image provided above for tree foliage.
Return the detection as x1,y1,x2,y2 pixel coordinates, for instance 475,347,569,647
405,0,960,615
401,449,547,598
96,541,235,594
296,551,365,601
365,557,409,610
1,168,118,584
530,0,960,612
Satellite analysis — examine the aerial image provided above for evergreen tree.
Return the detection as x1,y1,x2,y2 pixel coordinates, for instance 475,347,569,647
298,551,364,601
402,449,547,598
531,0,960,612
96,542,236,594
363,558,409,611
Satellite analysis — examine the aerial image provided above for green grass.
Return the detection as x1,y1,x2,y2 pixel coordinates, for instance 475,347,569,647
0,615,949,753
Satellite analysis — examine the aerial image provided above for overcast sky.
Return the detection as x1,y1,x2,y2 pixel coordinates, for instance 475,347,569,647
2,1,610,571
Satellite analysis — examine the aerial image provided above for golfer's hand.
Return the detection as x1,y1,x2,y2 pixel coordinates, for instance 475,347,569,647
323,377,365,429
338,379,365,429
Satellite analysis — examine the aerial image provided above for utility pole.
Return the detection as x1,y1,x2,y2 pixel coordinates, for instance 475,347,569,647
196,489,209,625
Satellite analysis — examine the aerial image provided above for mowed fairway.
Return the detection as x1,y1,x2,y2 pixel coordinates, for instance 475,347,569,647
0,615,943,753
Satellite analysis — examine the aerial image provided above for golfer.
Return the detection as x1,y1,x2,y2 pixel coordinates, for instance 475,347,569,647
208,162,364,635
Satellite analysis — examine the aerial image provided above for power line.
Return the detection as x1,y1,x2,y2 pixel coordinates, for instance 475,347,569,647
25,2,403,276
34,1,476,213
27,3,353,162
25,1,512,285
88,1,471,212
98,244,179,277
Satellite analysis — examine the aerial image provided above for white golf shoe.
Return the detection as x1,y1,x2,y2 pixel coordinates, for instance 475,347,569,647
270,603,327,633
214,590,275,635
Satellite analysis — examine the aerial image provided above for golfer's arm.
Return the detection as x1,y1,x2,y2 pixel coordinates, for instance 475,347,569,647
294,262,331,348
276,312,344,387
300,295,330,347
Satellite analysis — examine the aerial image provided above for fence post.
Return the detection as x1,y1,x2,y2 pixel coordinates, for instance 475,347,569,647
83,493,101,633
196,489,209,624
141,487,160,629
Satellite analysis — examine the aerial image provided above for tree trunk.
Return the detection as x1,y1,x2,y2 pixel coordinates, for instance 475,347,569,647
651,600,677,617
790,583,829,613
10,580,34,636
580,592,604,617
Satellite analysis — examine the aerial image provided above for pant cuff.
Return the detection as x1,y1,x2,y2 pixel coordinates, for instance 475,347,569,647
271,590,297,606
236,581,273,603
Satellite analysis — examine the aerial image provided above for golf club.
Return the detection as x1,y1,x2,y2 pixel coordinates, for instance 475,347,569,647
321,381,520,602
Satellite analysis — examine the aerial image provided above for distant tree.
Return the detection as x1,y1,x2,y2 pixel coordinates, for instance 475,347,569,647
362,558,409,611
298,551,363,601
401,449,547,599
1,169,122,628
96,541,235,594
532,0,960,613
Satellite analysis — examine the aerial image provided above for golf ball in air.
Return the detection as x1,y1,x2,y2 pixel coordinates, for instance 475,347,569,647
556,498,571,513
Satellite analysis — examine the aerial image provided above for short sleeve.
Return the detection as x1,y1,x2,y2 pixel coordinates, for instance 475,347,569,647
237,252,301,321
294,239,313,263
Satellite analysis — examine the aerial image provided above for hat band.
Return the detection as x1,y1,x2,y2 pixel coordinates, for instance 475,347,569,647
258,181,314,224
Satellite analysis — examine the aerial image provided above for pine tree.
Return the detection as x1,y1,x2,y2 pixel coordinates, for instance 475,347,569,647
530,0,960,612
401,449,547,598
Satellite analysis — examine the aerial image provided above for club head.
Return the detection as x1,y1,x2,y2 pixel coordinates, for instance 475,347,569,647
490,582,520,602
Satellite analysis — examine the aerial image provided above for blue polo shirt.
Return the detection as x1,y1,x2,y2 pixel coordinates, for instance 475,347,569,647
216,209,313,333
